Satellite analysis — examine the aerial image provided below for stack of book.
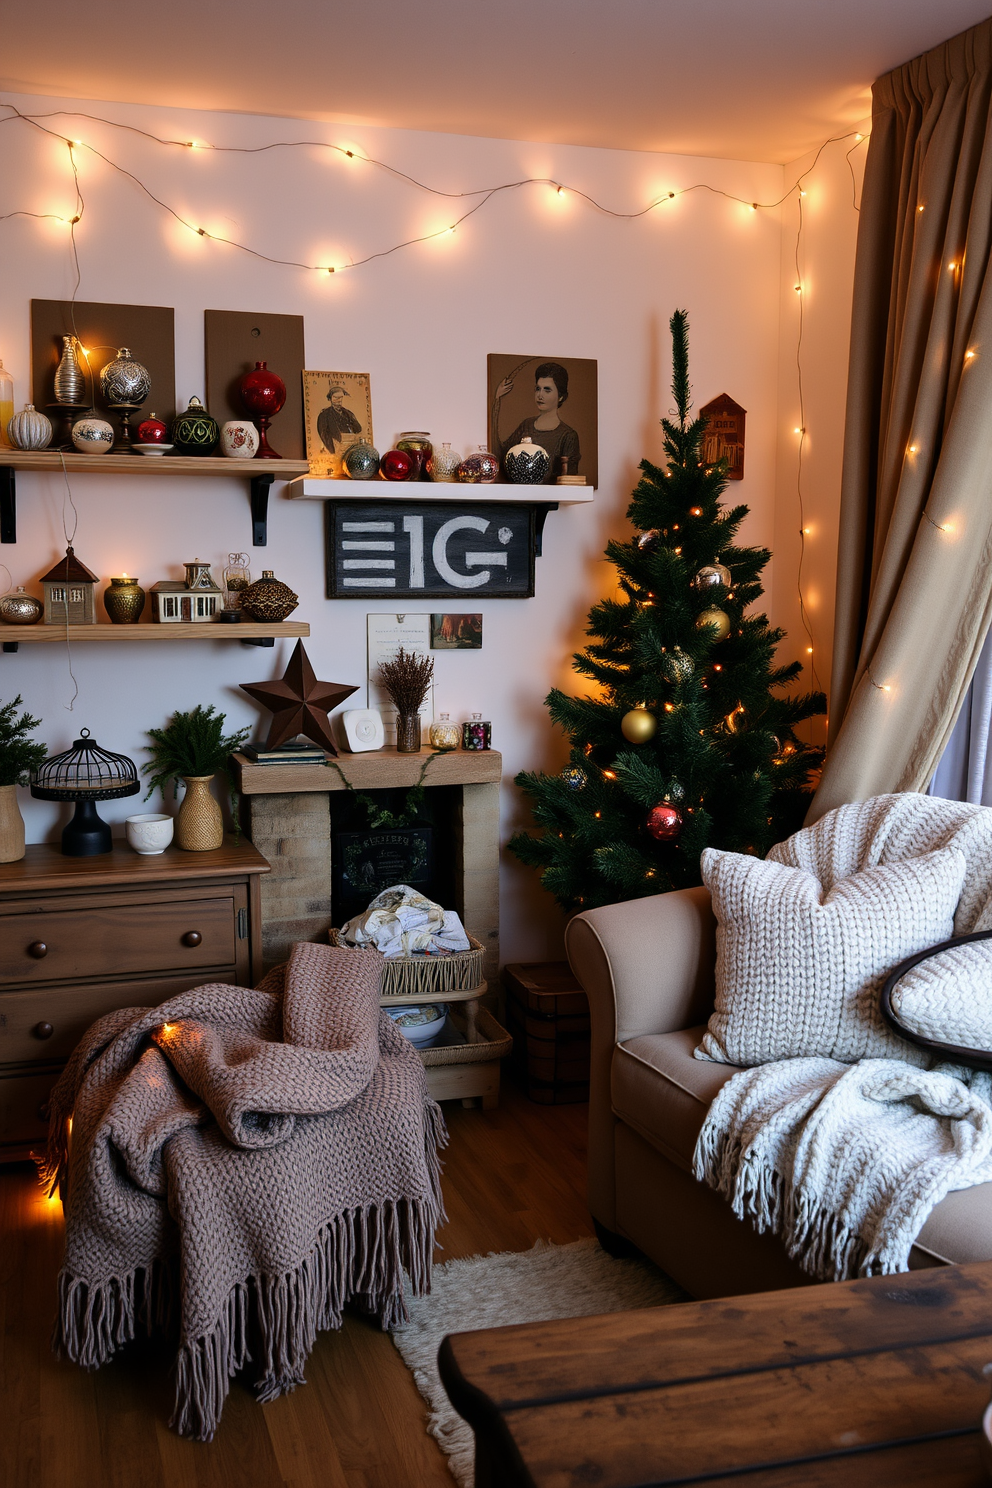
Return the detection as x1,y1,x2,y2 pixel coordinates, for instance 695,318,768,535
241,739,329,767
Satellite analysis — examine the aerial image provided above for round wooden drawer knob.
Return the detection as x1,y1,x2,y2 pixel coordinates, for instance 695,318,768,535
33,1021,54,1040
181,931,202,948
27,941,48,959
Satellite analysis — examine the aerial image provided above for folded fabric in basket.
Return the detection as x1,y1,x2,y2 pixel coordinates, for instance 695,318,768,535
341,883,471,958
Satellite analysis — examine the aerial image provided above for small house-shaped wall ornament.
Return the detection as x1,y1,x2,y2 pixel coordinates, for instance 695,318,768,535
40,546,99,624
699,393,746,480
150,580,224,623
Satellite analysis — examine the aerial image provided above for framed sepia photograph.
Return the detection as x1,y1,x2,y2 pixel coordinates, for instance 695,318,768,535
431,613,483,649
303,370,373,477
488,353,598,488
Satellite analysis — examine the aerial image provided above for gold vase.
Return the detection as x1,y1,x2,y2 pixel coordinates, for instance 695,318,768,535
175,775,224,851
0,784,25,862
104,576,146,624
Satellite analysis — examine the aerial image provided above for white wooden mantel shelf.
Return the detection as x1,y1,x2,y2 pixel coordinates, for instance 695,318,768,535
0,620,309,654
0,450,311,548
285,476,594,503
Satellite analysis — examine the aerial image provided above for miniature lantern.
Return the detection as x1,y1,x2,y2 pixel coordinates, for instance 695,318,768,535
39,546,98,624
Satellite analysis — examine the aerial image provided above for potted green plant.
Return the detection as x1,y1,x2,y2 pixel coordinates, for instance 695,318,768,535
143,704,250,851
0,694,47,863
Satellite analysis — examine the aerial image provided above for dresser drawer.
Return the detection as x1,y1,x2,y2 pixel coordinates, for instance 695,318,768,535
0,970,241,1067
0,893,238,985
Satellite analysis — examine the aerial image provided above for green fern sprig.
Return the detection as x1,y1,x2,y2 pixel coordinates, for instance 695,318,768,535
0,695,47,788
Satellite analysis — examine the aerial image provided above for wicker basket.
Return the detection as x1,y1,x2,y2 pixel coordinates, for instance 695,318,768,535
418,1007,512,1067
328,929,486,998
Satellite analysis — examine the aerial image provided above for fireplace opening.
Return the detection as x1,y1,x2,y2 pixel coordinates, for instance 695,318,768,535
329,785,460,927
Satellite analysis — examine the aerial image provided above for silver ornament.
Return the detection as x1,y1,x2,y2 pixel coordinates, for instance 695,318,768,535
692,563,732,592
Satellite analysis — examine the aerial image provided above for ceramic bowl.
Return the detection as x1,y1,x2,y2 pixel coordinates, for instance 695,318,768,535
133,443,174,457
125,813,174,855
386,1005,446,1048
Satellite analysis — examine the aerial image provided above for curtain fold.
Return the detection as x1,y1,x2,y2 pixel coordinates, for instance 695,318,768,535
810,18,992,821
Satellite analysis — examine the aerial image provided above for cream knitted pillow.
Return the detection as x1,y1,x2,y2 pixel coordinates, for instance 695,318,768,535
694,845,967,1067
890,939,992,1053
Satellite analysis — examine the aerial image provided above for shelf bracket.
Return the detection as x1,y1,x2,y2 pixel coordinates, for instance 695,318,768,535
249,472,275,547
533,502,558,557
0,466,15,544
241,636,275,647
2,641,19,653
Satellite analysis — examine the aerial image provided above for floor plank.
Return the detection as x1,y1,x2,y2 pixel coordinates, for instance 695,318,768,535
1,1085,592,1488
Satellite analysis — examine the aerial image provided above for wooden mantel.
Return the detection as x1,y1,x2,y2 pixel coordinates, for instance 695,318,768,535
232,748,502,981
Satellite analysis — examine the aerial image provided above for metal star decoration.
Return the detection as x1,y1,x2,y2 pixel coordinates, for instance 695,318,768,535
240,641,358,754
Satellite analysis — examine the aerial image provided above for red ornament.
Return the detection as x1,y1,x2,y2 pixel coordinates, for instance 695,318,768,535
136,413,168,444
380,448,416,481
647,803,682,841
239,361,287,459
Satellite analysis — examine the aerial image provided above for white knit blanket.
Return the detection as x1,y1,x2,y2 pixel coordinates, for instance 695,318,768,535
693,794,992,1278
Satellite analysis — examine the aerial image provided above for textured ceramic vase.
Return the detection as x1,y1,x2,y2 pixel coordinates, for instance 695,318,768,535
176,775,224,851
395,712,421,754
0,588,42,624
457,446,499,484
220,420,260,459
8,404,53,451
428,442,460,482
71,416,115,454
240,570,299,622
103,576,146,624
54,336,86,404
172,396,219,456
0,784,25,863
504,435,550,484
100,348,151,406
344,440,381,479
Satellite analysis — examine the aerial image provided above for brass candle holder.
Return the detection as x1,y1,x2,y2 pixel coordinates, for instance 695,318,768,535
104,575,146,624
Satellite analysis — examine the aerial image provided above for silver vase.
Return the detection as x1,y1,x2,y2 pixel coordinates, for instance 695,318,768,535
100,348,151,406
54,336,85,404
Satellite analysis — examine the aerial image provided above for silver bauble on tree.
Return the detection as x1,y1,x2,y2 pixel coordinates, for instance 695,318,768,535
692,563,731,592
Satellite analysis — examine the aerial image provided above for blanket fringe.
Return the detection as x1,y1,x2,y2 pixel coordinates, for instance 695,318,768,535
53,1258,176,1367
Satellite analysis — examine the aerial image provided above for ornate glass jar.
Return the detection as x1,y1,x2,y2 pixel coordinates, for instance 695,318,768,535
100,348,151,406
428,712,460,749
344,440,381,479
428,442,461,482
457,446,499,484
396,431,433,480
462,713,492,750
172,396,219,456
504,435,550,484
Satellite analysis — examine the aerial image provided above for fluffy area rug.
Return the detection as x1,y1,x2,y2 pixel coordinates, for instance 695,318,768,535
391,1237,686,1486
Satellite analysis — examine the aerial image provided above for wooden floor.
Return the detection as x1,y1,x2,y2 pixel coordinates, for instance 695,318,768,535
1,1085,592,1488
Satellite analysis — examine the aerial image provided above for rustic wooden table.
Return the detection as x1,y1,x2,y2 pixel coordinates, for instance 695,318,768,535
439,1260,992,1487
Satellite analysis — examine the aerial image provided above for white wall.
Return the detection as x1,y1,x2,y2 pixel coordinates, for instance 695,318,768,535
0,90,786,961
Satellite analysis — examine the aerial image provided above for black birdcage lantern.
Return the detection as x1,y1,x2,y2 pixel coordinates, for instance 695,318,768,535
31,729,140,856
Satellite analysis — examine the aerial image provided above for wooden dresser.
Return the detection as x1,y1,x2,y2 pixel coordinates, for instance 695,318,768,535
0,838,270,1161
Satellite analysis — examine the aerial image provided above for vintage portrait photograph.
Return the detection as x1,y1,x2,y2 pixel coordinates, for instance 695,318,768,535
431,613,483,649
303,370,374,476
488,353,598,488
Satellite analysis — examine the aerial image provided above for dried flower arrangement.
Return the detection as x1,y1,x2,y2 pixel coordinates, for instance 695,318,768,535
378,647,434,716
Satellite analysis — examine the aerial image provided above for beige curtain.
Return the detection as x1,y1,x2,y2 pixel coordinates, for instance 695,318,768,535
811,18,992,822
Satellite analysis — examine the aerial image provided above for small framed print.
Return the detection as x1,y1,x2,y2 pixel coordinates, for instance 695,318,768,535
431,613,483,649
303,370,373,476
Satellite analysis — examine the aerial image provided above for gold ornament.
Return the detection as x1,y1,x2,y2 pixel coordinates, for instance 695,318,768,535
725,702,746,733
695,606,731,641
621,707,657,743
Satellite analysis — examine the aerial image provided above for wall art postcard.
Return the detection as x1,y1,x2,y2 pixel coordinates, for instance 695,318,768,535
303,370,373,476
366,612,434,728
431,613,483,649
487,353,598,488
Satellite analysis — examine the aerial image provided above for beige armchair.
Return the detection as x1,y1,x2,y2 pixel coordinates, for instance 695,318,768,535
565,887,992,1298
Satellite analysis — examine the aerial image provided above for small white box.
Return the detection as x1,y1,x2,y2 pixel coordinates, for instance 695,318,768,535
341,708,385,753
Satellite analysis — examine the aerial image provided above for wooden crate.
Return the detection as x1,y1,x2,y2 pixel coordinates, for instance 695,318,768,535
503,961,590,1105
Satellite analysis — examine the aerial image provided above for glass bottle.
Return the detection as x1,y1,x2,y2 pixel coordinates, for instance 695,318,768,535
429,712,460,749
462,713,492,750
427,442,461,482
0,361,13,448
222,552,251,612
396,431,433,480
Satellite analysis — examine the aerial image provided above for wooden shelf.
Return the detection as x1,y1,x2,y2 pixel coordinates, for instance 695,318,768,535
285,476,594,504
0,451,310,547
0,620,309,653
232,745,501,795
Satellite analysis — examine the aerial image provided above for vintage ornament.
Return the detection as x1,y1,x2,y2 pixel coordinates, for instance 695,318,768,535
427,442,461,482
100,347,151,406
239,361,286,459
636,529,661,553
380,448,416,481
647,803,682,841
172,396,220,456
692,563,732,592
695,606,731,641
344,440,381,479
504,436,551,484
71,416,115,454
560,765,588,791
662,647,694,681
103,576,146,624
395,431,433,480
240,569,299,623
0,587,42,625
428,712,461,750
8,404,53,451
665,781,686,804
457,446,499,484
219,420,260,459
137,412,169,444
725,703,747,733
621,707,657,744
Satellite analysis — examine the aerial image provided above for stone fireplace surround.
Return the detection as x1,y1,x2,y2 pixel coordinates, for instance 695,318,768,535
233,748,501,988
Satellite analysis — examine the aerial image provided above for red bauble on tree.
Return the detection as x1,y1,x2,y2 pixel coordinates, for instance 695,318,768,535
647,803,682,841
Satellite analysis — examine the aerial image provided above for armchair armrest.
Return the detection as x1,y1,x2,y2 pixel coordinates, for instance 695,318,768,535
565,886,716,1232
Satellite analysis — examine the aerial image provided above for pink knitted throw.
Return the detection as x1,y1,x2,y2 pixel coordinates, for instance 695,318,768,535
42,941,446,1440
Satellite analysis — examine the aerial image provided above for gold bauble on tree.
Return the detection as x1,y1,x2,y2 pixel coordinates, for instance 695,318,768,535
621,707,657,743
695,606,731,641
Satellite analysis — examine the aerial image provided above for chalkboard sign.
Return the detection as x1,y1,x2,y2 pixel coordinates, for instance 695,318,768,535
325,501,536,599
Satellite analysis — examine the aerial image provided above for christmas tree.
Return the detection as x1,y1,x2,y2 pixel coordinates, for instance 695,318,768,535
510,309,827,912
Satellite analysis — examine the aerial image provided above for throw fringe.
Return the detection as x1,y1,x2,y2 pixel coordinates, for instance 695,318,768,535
693,1119,888,1281
53,1258,176,1367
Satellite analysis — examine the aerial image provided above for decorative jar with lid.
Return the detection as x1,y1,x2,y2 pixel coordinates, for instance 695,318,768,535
396,431,433,480
457,446,499,484
241,570,299,622
428,443,461,482
504,436,550,484
172,396,219,456
428,712,460,750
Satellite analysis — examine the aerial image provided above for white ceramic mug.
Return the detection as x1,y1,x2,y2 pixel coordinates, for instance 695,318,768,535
125,813,174,854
